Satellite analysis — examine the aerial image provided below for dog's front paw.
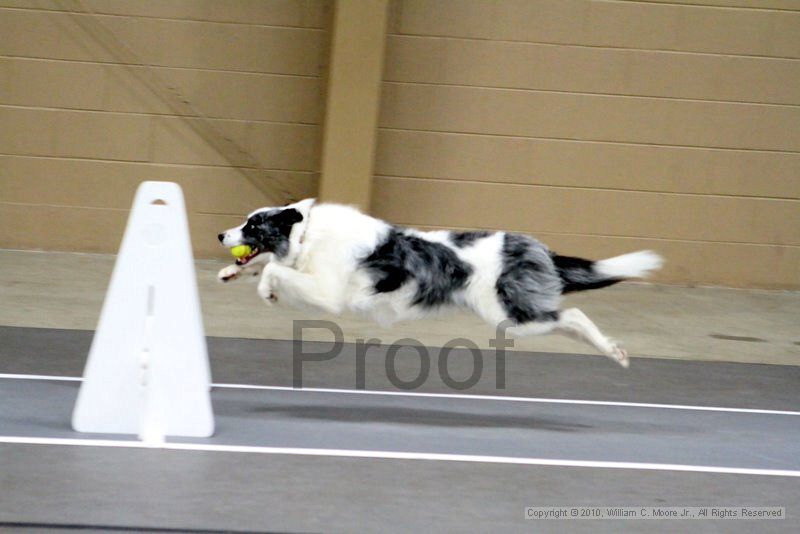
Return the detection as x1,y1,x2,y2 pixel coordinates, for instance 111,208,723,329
257,273,278,305
218,264,242,283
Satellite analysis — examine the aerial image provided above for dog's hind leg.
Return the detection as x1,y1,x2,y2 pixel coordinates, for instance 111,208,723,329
554,308,629,368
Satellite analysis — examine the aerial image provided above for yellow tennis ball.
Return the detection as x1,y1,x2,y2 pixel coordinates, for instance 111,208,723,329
230,245,252,259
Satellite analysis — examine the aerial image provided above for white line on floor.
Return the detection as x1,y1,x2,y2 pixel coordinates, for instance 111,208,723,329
216,383,800,416
0,373,82,382
0,435,798,477
2,372,798,416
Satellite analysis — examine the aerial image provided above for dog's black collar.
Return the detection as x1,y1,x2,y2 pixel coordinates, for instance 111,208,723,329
298,200,314,244
291,200,314,267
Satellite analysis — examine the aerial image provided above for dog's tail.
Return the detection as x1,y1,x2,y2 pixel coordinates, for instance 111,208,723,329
552,250,663,293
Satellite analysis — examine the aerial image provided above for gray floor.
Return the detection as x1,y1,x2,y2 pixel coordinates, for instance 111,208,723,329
3,326,800,410
1,326,799,533
3,378,800,471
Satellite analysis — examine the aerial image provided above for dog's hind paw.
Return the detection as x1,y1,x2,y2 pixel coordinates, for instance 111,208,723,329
609,344,629,368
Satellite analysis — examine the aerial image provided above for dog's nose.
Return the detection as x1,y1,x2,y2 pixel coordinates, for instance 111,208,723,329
217,233,225,243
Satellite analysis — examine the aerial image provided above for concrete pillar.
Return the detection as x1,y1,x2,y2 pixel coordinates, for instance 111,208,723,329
317,0,390,210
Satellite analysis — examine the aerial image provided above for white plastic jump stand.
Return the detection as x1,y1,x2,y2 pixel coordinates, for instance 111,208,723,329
72,181,214,442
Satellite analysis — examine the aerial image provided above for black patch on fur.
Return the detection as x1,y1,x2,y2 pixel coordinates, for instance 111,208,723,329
495,233,561,324
551,253,622,293
360,228,472,308
242,208,303,258
450,230,492,248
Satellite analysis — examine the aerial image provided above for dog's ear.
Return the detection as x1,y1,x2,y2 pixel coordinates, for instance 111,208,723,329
288,198,315,218
272,208,303,235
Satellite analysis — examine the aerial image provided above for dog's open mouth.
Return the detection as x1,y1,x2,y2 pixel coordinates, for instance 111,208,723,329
235,246,262,266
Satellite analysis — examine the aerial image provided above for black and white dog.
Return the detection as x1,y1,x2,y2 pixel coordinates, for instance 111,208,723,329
218,199,662,367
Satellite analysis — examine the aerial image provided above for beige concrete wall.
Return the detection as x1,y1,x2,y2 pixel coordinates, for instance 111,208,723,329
1,0,798,289
0,0,329,259
373,0,800,288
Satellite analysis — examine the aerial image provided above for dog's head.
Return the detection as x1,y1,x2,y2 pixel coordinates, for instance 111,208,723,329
218,198,314,266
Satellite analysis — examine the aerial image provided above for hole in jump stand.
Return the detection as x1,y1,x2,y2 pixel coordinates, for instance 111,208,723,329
151,199,168,206
146,285,156,317
140,285,156,386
